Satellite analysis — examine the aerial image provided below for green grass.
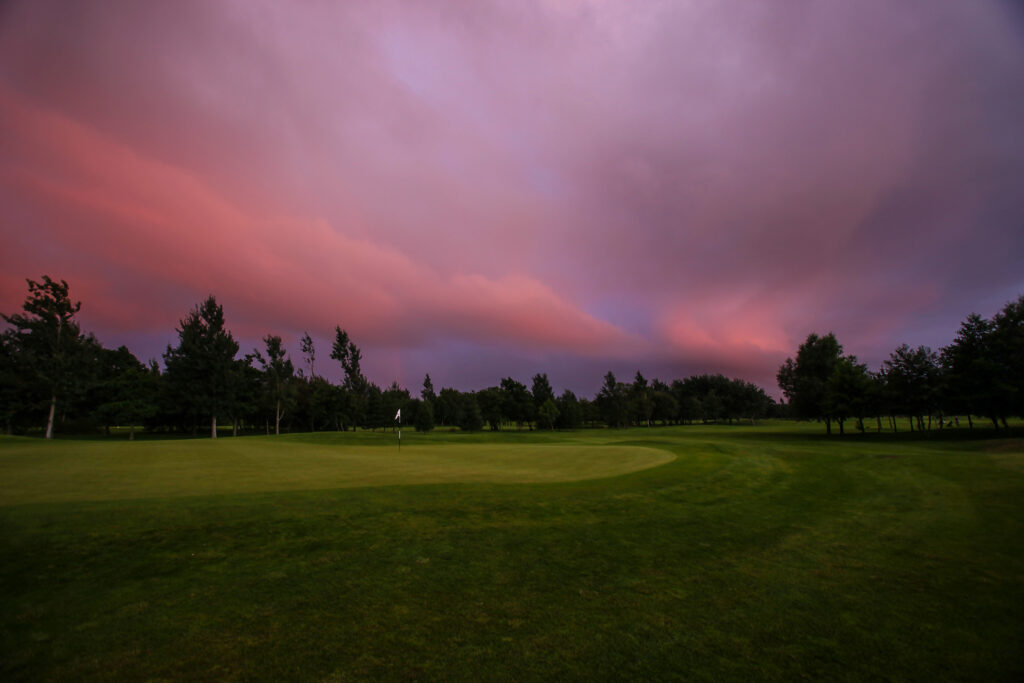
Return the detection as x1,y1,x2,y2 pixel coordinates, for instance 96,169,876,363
0,432,672,504
2,423,1023,680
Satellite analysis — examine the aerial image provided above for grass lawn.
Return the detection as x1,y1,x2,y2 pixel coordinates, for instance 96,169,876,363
2,423,1023,680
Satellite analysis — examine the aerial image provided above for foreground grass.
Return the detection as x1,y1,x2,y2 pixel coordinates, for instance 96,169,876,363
1,424,1023,680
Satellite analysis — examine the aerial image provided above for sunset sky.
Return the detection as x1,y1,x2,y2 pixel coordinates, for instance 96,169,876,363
2,0,1023,397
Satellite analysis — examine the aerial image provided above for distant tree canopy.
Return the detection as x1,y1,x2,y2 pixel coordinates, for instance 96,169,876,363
3,276,1021,438
777,294,1024,434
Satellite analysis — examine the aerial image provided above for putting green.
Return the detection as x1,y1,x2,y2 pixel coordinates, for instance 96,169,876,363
0,437,674,504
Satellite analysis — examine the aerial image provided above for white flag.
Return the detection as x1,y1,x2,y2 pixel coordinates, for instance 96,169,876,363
395,409,401,420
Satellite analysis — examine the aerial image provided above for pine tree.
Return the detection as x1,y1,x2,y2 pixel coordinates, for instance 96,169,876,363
163,296,240,438
1,276,86,438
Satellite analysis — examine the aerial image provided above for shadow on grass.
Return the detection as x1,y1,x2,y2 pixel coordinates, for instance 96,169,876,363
724,423,1020,445
10,419,1021,446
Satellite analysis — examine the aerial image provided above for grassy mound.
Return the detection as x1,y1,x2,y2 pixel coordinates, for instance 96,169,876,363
0,434,673,504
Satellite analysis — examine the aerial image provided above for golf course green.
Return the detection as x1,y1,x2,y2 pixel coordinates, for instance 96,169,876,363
2,423,1022,680
0,434,673,505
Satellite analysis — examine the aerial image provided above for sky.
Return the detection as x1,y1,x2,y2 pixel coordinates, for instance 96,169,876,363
2,0,1023,398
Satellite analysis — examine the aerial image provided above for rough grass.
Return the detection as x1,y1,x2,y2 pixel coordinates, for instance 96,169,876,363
1,423,1022,681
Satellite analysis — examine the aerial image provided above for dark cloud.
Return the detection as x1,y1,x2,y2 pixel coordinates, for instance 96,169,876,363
1,0,1022,396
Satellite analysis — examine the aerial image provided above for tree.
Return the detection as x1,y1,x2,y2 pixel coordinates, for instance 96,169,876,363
940,313,995,429
436,387,460,426
650,379,678,425
537,398,559,430
0,331,25,434
295,375,337,431
331,327,366,429
990,295,1024,427
500,377,533,429
300,332,316,378
254,335,295,435
531,373,555,417
827,356,872,434
421,374,437,402
163,296,240,438
778,332,843,434
476,386,504,431
597,371,628,428
680,394,702,424
92,346,159,440
382,381,411,432
701,390,724,423
555,389,582,430
732,380,774,425
364,383,387,430
883,344,940,431
2,276,88,438
457,392,484,431
415,399,435,432
631,371,653,426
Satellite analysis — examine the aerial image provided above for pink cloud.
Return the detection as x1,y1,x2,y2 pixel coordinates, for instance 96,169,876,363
2,0,1022,393
0,86,636,359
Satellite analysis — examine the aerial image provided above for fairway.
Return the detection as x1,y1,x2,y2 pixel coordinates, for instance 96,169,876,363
2,424,1023,681
0,434,673,505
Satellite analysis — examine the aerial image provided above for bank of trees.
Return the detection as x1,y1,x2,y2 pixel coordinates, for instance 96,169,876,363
13,276,1018,438
1,277,785,437
778,295,1024,434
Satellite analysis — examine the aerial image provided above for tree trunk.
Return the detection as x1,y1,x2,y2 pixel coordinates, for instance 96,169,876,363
857,417,865,433
232,418,238,437
825,417,832,435
129,424,135,441
838,418,845,435
876,415,882,432
45,393,56,439
891,415,897,433
275,399,281,436
967,414,973,430
211,414,217,439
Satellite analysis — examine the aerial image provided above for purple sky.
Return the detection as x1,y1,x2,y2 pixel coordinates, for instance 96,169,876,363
2,0,1023,397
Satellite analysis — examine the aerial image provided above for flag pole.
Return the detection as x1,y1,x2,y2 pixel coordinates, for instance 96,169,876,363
395,408,401,452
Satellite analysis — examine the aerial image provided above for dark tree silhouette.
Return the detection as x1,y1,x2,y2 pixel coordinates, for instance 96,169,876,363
163,296,240,439
778,333,843,434
254,335,296,435
1,276,86,438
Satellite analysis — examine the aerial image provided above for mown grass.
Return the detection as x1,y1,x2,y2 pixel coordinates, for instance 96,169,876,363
1,423,1022,680
0,433,671,504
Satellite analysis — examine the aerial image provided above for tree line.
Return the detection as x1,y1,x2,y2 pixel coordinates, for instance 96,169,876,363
777,295,1024,435
0,276,778,438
